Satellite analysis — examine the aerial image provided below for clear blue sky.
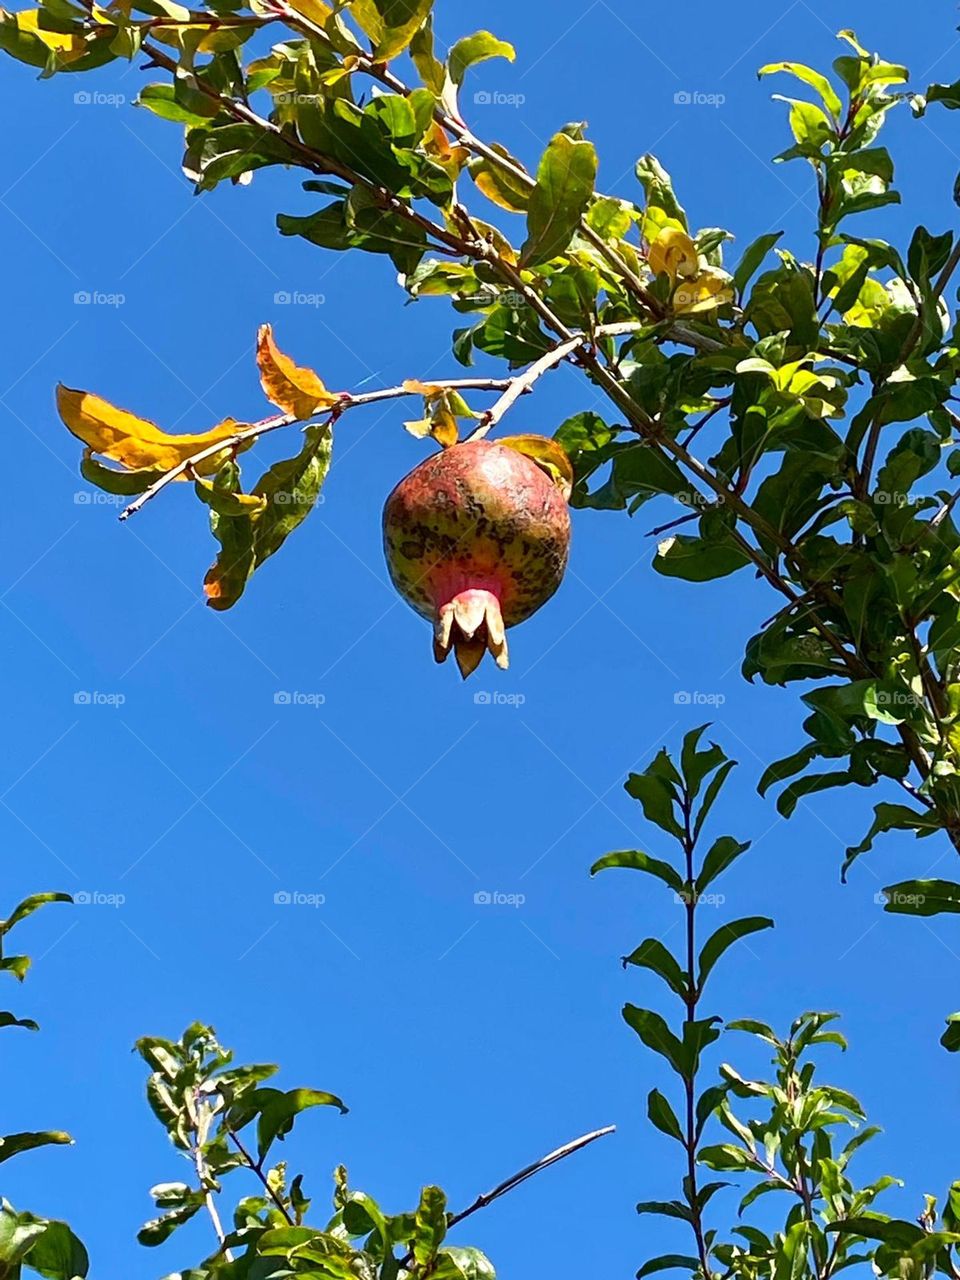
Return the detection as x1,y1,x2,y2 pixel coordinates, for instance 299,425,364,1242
2,1,959,1275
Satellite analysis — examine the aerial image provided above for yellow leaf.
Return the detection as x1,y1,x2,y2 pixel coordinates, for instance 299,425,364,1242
672,268,734,315
647,225,699,282
256,324,340,419
285,0,331,24
498,433,574,501
57,385,247,475
13,8,86,58
430,402,460,448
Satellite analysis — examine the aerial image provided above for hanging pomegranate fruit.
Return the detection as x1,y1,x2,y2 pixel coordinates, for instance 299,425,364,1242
382,438,572,678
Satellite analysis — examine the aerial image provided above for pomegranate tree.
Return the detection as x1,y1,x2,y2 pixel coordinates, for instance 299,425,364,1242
382,439,572,678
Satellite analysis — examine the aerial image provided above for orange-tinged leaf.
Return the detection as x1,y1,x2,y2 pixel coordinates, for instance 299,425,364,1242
57,385,247,475
499,433,573,500
402,379,444,396
256,324,340,419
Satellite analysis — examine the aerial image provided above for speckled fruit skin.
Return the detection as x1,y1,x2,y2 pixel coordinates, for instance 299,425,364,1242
382,440,571,628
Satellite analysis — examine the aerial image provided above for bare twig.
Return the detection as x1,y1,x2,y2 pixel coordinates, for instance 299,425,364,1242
447,1125,616,1229
118,377,515,520
467,334,587,440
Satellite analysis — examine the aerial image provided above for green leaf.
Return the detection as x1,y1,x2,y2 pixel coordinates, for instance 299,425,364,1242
624,772,684,839
636,1255,699,1279
183,121,292,192
0,1012,39,1031
636,154,687,227
137,1201,203,1247
431,1246,496,1280
138,82,218,127
733,231,784,298
0,956,30,982
0,1202,47,1270
252,423,333,567
826,1217,924,1248
842,802,939,877
0,1131,73,1164
654,533,751,582
623,1005,685,1077
697,918,773,988
882,879,960,917
680,726,729,801
203,463,257,611
647,1088,684,1143
942,1013,960,1052
412,1186,447,1266
590,849,684,894
1,893,71,936
927,80,960,111
623,939,689,1000
758,62,843,119
19,1218,88,1280
697,837,750,892
448,31,514,85
521,132,598,267
251,1087,348,1160
347,0,433,59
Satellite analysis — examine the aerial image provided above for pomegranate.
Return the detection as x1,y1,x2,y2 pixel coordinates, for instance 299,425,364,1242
382,439,571,678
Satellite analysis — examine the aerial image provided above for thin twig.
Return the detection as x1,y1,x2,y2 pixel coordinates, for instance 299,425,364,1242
467,334,587,440
118,378,514,520
227,1128,294,1226
447,1125,616,1230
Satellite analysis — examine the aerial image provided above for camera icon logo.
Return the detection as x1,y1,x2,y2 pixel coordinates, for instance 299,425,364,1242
674,690,692,705
74,691,91,705
274,290,291,304
473,691,491,705
674,90,692,104
274,691,291,705
474,891,492,905
274,891,292,905
474,90,492,104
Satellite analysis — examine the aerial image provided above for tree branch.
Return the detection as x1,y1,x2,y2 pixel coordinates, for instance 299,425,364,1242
118,377,516,520
446,1125,616,1230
